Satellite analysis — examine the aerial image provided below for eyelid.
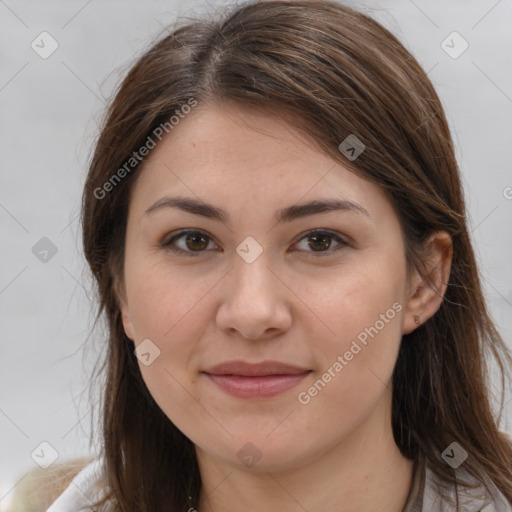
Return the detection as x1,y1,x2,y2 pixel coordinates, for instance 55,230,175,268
160,228,349,257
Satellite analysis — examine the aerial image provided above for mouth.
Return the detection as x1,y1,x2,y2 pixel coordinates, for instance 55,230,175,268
202,360,312,399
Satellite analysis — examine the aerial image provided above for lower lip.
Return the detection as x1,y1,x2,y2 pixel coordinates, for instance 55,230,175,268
204,372,311,398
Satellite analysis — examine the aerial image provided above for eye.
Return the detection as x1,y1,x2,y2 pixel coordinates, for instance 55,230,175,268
161,229,348,258
292,229,348,256
161,230,218,257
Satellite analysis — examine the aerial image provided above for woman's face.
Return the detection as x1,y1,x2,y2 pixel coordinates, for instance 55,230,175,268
119,101,419,472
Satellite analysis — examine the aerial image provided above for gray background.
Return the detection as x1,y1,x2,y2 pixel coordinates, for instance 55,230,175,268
1,0,511,506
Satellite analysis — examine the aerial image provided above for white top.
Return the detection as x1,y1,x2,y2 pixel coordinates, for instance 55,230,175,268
45,457,110,512
46,452,512,512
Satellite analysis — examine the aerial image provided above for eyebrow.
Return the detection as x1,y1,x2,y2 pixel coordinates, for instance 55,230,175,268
144,196,370,224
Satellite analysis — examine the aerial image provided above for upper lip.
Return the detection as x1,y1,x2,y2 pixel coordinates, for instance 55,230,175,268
203,360,311,377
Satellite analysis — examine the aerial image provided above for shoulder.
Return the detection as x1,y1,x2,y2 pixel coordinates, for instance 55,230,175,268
422,433,512,512
45,457,111,512
423,467,512,512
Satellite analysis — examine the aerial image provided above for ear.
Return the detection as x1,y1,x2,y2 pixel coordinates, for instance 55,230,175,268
402,231,453,335
120,303,135,341
114,275,136,341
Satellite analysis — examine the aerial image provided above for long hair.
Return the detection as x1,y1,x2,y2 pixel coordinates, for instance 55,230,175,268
81,1,512,510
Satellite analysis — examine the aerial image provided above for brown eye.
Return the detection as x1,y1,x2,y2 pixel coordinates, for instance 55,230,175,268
307,233,333,252
183,232,209,251
293,230,348,256
162,230,216,256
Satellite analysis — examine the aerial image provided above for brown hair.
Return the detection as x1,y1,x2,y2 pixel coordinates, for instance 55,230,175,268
81,1,512,510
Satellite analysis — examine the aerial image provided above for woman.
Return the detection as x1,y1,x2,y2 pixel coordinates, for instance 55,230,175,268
46,0,512,510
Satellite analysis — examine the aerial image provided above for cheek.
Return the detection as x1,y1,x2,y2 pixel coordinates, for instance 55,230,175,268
290,296,403,459
294,255,404,345
124,255,214,342
293,257,404,404
123,264,214,430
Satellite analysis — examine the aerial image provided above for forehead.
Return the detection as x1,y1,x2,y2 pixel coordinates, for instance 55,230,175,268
128,102,388,219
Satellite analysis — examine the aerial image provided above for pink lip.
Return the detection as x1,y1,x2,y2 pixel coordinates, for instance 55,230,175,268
202,360,311,398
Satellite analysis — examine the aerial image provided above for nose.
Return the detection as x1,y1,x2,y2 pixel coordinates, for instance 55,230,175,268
215,253,293,341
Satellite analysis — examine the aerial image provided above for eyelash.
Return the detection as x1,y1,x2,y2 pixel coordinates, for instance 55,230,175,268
160,229,348,258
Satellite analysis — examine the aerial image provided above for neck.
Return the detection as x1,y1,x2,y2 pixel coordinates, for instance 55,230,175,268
195,397,415,512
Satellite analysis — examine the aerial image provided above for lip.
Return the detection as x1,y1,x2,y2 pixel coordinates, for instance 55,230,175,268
202,360,312,398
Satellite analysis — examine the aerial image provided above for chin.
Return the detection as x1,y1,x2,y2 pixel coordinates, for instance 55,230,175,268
198,431,327,474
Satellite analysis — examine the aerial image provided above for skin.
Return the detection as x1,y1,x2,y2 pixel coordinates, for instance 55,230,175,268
119,101,452,512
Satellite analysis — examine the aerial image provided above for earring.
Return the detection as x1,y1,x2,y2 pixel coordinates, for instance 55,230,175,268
414,315,420,325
